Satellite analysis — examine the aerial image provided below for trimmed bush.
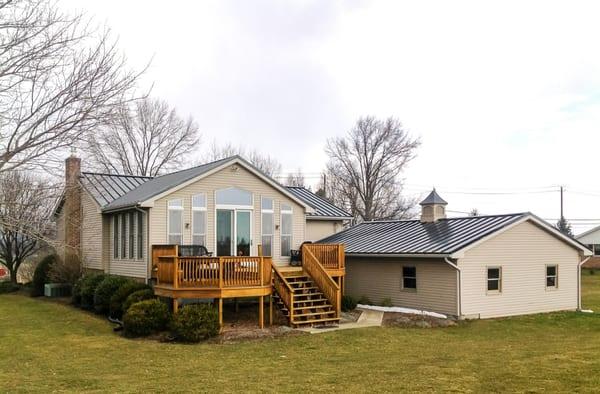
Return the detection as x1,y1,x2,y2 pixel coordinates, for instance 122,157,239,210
341,295,357,312
380,297,393,307
31,254,57,297
0,281,20,294
80,274,107,310
357,295,373,306
71,277,84,306
94,276,131,315
122,289,155,315
123,299,170,337
109,281,151,319
172,304,219,342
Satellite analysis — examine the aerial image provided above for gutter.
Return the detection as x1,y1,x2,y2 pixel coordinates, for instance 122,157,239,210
578,256,591,310
444,257,462,317
347,253,451,259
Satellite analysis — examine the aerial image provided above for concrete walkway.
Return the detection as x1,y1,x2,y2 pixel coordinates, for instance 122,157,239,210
298,307,384,334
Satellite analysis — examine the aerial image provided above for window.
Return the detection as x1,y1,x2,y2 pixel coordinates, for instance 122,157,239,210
594,245,600,256
191,194,207,246
113,215,119,259
546,265,558,288
120,213,126,259
137,211,144,259
168,199,183,244
402,266,417,289
215,187,252,206
280,204,292,257
487,267,502,292
129,211,134,259
261,197,274,256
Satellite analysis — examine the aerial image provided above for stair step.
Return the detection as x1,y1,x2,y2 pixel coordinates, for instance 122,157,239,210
294,298,329,304
284,275,309,281
293,292,323,298
291,310,336,318
289,281,313,286
293,286,319,292
292,317,340,326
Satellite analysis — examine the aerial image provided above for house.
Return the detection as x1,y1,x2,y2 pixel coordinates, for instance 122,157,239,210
320,189,592,319
54,154,352,327
575,226,600,268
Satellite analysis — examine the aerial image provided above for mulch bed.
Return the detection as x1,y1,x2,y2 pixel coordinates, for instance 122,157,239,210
340,309,362,323
383,312,457,328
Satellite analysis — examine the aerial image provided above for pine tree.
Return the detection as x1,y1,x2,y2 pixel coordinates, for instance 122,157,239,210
556,217,573,237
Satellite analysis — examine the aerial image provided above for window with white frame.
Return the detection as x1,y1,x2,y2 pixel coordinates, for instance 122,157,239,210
215,187,252,206
120,213,126,259
113,215,119,259
281,203,293,257
402,266,417,289
137,211,144,259
487,267,502,292
546,265,558,288
168,199,183,244
191,194,207,246
261,197,274,256
128,211,135,259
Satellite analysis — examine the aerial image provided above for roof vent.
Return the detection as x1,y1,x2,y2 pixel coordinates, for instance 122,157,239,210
420,188,447,223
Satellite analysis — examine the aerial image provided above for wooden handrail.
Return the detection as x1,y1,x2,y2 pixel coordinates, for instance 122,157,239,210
304,244,344,270
272,263,295,322
302,245,341,317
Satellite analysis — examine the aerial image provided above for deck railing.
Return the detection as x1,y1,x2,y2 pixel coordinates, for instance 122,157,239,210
156,256,272,289
302,245,341,317
304,243,345,270
272,264,295,322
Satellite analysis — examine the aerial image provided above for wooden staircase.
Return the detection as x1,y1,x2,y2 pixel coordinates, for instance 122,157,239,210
272,273,340,327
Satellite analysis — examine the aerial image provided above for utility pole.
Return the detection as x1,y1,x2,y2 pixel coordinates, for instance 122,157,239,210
560,186,564,220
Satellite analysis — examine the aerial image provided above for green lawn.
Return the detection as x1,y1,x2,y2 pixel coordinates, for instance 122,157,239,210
3,276,600,393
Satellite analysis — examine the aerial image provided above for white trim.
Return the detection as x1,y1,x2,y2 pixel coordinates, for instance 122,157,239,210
486,266,502,294
191,193,207,246
167,198,184,244
545,264,558,290
214,208,253,256
280,203,293,257
578,257,591,310
138,157,315,213
261,196,274,256
444,257,461,317
450,214,593,258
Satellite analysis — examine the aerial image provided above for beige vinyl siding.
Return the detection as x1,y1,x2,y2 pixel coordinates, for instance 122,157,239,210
80,190,103,270
345,257,458,315
305,220,344,242
108,211,147,279
459,220,580,319
148,164,306,266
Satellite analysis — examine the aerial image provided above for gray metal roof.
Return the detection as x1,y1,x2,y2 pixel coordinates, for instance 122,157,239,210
81,172,152,207
420,189,447,205
101,157,233,211
319,213,527,255
285,187,352,219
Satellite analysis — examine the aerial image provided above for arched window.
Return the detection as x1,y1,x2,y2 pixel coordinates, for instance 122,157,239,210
215,187,252,207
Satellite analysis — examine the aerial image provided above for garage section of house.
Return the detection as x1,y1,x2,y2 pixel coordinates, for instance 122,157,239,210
320,189,592,319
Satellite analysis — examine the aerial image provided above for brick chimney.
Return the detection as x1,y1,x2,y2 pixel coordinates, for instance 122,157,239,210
64,154,81,263
420,188,447,223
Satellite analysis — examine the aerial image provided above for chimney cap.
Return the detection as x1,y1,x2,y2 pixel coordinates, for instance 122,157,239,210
420,188,447,206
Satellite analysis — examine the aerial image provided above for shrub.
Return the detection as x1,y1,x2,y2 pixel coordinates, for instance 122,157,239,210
357,295,373,306
71,277,84,306
48,256,81,285
123,299,170,337
0,281,20,294
94,276,131,315
172,304,219,342
109,281,151,319
380,297,393,307
122,289,155,315
80,274,107,309
341,295,357,312
31,254,57,297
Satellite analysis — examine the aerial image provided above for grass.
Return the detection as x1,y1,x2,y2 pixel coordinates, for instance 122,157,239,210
2,276,600,393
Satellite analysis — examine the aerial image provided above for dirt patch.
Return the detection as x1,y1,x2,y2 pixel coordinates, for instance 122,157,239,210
340,309,362,323
383,312,457,328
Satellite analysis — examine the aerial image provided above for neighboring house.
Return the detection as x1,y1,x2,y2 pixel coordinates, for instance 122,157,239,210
54,155,351,327
320,189,592,319
575,226,600,268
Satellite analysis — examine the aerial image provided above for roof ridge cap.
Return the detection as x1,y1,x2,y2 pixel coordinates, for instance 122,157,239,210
81,171,153,179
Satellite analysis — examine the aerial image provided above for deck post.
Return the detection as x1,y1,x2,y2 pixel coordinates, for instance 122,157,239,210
259,296,264,329
218,298,223,327
173,298,178,313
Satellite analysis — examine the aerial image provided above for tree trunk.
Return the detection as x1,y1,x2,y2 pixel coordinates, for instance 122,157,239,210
9,268,18,284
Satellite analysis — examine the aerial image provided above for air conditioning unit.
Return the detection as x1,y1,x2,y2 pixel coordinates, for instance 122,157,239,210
44,283,71,297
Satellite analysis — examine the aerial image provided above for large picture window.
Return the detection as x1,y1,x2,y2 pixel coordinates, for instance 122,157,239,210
192,194,207,246
215,187,252,206
261,197,274,256
281,204,293,257
168,199,183,244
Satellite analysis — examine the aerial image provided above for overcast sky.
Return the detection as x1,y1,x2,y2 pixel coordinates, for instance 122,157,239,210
62,0,600,233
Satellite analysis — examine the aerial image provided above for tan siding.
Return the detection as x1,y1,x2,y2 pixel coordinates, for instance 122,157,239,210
148,165,306,266
108,211,147,279
459,220,580,318
306,220,344,242
80,190,103,270
345,257,457,315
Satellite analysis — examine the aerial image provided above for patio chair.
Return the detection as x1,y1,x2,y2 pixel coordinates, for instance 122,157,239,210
289,241,312,266
178,245,213,257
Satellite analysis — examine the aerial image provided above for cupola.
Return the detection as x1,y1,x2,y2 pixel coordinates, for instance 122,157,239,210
420,188,447,223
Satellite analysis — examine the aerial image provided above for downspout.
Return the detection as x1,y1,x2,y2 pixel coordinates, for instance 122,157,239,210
578,256,591,310
134,206,150,285
444,257,461,318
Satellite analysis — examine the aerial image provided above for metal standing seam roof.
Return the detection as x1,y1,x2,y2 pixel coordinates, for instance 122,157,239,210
318,213,528,255
80,172,152,207
285,186,353,219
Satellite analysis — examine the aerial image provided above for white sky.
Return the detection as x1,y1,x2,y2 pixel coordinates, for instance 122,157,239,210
62,0,600,233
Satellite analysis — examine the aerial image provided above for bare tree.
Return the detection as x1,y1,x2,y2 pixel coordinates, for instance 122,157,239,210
85,97,200,176
285,169,306,187
0,0,144,174
206,141,282,177
0,171,56,283
324,116,420,222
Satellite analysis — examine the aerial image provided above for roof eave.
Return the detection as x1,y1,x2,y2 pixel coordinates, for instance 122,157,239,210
346,252,451,259
307,215,354,221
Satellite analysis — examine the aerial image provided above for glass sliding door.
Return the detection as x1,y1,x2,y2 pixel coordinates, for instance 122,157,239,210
236,210,251,256
216,209,233,256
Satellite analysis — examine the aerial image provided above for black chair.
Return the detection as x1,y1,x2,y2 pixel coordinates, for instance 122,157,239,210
178,245,212,257
289,241,312,266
